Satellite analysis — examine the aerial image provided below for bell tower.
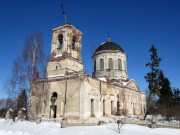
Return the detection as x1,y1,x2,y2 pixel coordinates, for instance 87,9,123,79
47,23,84,78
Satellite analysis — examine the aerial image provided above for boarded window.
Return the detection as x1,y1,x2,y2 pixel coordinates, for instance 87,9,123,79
100,59,104,70
109,58,113,69
118,59,122,70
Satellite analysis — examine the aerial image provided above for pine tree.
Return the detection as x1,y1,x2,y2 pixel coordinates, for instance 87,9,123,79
17,89,27,111
144,45,161,119
172,88,180,118
172,88,180,104
158,71,173,120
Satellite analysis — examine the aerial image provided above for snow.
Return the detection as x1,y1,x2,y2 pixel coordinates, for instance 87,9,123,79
8,108,14,112
97,77,106,82
55,54,62,58
21,108,26,111
100,42,105,45
48,74,64,78
0,118,180,135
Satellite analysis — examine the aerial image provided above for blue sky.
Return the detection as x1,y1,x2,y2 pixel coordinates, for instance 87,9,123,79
0,0,180,98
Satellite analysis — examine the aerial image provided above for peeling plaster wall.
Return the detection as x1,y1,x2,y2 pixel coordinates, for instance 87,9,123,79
30,23,146,120
30,78,81,119
30,75,146,120
47,59,83,77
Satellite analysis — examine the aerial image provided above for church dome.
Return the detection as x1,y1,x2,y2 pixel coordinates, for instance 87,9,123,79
94,41,125,53
92,37,128,81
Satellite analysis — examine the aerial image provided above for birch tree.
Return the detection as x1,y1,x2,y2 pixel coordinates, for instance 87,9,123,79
4,32,46,117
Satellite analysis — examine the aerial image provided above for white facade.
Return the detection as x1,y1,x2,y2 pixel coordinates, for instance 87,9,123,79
30,23,146,120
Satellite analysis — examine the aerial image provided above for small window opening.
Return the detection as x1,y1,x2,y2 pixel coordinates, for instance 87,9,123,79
72,37,76,50
58,34,63,49
109,58,113,69
94,60,96,72
100,59,104,70
118,59,122,70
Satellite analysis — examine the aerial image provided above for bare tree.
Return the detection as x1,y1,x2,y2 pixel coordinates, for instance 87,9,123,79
22,32,46,80
6,97,17,110
0,98,7,109
4,32,46,119
145,89,157,115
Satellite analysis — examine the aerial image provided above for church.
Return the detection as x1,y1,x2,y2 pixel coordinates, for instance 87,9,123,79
30,22,146,120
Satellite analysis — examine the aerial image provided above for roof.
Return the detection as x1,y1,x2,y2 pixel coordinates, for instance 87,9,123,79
52,23,83,34
94,41,125,53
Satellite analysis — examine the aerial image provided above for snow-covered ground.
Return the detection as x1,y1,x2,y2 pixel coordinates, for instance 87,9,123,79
0,119,180,135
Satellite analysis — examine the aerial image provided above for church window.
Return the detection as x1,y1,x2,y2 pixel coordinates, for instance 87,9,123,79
91,99,95,116
103,100,106,116
72,37,76,50
124,60,126,71
111,101,113,114
118,59,122,70
100,59,104,70
58,34,63,49
109,58,113,69
94,60,96,72
52,92,58,98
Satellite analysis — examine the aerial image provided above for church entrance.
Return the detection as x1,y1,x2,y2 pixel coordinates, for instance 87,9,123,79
50,92,58,118
50,105,57,118
91,99,94,117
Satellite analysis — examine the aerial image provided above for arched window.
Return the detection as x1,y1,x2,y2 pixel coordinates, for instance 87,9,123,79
58,34,63,49
94,60,96,72
100,59,104,70
51,92,58,103
118,59,122,70
72,37,76,50
109,58,113,69
52,92,58,98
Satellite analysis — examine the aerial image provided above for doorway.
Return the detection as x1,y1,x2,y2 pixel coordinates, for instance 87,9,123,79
103,100,105,116
50,105,57,118
50,92,58,118
91,99,94,116
111,101,113,114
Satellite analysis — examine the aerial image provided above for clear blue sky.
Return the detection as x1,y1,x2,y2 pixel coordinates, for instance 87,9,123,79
0,0,180,98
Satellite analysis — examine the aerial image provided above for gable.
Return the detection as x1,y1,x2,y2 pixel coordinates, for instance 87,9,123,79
126,79,140,91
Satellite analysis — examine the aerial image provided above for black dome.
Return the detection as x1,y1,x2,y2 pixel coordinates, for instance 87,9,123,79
94,42,125,53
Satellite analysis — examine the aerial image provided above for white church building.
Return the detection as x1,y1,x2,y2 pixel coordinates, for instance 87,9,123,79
30,22,146,120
